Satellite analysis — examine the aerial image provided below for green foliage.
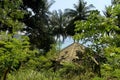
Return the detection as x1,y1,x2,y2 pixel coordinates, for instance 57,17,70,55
92,77,103,80
0,0,38,79
7,68,120,80
1,0,120,80
57,62,95,80
7,69,62,80
74,1,120,79
22,0,55,52
0,33,36,78
25,44,58,71
0,0,25,33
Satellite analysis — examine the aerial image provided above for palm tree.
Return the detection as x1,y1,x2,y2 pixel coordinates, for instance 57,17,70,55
103,6,113,18
50,10,68,42
22,0,55,52
64,0,94,36
49,10,68,51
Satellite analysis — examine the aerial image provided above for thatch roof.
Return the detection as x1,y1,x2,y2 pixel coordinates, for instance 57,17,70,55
57,42,85,62
56,42,99,65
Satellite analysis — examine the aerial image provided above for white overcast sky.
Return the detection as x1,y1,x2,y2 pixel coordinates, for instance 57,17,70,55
49,0,111,48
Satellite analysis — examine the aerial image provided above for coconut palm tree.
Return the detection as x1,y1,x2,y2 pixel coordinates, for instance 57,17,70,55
49,10,68,51
64,0,94,36
50,10,68,42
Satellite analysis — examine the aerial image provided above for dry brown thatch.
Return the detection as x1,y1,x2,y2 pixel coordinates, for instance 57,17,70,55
56,42,99,65
57,42,85,62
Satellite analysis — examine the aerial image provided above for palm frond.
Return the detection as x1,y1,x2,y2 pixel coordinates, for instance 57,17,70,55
45,0,55,11
64,0,94,36
103,6,113,17
50,10,67,41
64,9,77,17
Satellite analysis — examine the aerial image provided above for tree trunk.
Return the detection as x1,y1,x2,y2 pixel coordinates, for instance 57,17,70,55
3,67,11,80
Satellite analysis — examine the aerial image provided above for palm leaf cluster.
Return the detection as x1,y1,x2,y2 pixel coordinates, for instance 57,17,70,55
64,0,94,36
50,10,67,41
49,0,94,43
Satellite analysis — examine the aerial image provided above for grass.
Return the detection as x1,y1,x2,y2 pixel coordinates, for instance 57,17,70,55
7,69,62,80
7,69,95,80
7,67,120,80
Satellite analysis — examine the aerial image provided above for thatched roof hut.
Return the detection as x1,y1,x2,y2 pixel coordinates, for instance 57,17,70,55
52,42,106,76
56,42,99,65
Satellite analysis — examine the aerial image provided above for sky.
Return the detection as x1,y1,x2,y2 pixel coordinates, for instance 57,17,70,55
50,0,111,12
49,0,111,49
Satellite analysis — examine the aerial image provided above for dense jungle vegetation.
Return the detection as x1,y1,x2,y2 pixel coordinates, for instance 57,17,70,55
0,0,120,80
